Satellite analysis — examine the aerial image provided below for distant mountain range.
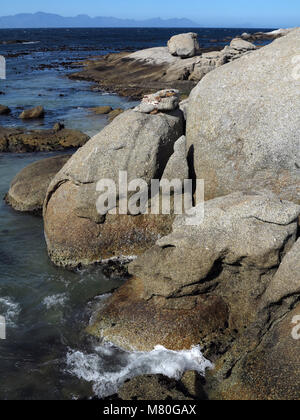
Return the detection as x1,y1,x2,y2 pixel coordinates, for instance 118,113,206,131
0,12,200,28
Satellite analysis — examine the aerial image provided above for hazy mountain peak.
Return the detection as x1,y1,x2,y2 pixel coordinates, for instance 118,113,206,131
0,12,200,28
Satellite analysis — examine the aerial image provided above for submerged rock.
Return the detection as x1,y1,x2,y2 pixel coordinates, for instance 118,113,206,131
0,105,10,115
89,106,113,115
19,105,45,119
0,126,89,152
53,122,65,132
5,155,71,214
186,28,300,204
43,109,184,267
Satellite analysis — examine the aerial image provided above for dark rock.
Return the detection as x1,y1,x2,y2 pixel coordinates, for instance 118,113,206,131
0,126,89,153
0,105,10,115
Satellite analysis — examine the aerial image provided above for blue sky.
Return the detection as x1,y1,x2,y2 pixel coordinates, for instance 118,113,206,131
1,0,300,27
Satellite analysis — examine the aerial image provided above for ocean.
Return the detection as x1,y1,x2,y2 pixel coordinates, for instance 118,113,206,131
0,27,272,400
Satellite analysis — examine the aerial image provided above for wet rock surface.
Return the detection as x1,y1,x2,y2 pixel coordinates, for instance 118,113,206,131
19,105,45,119
0,126,89,152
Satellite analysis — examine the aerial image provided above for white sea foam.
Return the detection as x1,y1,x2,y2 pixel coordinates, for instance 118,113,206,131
22,41,40,45
0,297,21,327
43,293,67,309
66,343,213,398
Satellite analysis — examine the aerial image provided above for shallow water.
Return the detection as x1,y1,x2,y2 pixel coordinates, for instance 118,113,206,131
0,28,141,136
0,153,130,399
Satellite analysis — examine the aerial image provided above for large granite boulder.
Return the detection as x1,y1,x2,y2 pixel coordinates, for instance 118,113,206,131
186,28,300,204
43,108,184,267
88,191,300,352
5,155,71,214
167,33,200,58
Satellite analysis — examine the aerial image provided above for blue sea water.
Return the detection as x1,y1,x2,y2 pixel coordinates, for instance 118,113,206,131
0,28,273,400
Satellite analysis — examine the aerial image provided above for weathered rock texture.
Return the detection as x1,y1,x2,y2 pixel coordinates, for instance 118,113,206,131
207,300,300,400
186,28,300,204
5,155,71,214
88,275,230,351
167,33,200,58
0,126,89,152
43,109,184,267
89,191,300,356
202,232,300,400
117,371,206,400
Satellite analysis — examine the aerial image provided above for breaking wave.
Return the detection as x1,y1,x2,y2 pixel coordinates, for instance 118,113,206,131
66,343,213,398
43,293,68,309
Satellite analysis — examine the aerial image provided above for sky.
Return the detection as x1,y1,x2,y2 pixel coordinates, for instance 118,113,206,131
0,0,299,28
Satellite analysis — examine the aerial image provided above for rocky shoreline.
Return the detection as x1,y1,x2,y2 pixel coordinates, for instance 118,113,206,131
69,36,259,99
3,27,300,400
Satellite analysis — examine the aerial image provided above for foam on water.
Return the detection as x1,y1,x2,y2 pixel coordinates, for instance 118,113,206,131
43,293,68,309
0,297,21,327
66,343,213,398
